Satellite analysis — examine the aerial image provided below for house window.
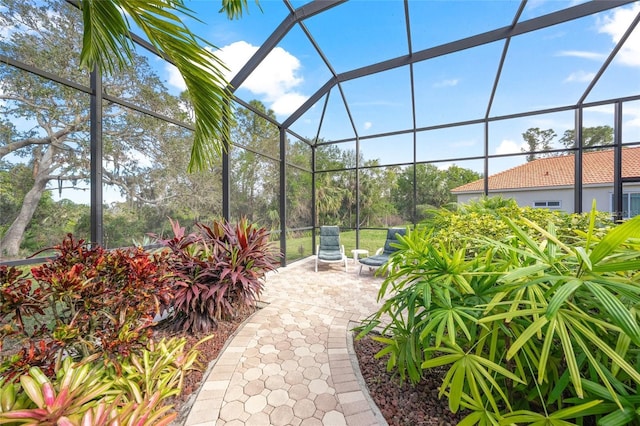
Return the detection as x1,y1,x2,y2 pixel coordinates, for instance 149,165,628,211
610,193,640,219
533,201,561,209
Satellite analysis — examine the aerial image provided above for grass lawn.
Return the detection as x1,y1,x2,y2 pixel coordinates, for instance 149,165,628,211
283,228,401,263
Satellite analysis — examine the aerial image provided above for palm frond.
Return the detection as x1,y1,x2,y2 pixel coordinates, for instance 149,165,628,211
78,0,252,171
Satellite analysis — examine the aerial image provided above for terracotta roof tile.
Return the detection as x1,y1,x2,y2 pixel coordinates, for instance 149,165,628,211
452,147,640,193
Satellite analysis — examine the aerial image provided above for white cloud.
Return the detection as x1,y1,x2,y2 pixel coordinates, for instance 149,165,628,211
564,70,596,83
433,78,459,88
363,121,372,130
165,63,186,91
556,50,606,61
270,93,308,116
598,3,640,67
495,139,525,155
165,40,308,117
213,40,257,82
217,41,306,116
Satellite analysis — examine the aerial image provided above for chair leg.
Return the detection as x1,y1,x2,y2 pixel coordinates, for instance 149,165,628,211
315,256,318,272
359,264,362,275
344,257,348,272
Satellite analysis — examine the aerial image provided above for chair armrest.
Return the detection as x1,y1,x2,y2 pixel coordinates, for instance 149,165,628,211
375,248,383,255
341,244,345,254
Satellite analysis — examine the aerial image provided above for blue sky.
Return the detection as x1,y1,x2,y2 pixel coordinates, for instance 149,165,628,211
154,0,640,174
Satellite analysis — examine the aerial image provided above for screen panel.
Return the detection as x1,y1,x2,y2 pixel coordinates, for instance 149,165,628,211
0,65,91,260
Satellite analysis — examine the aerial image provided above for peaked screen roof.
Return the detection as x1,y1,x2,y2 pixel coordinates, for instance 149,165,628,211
222,0,640,146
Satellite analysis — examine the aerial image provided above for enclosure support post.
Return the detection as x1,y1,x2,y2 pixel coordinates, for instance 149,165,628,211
484,122,489,196
222,105,231,222
279,128,287,266
90,66,103,247
573,108,583,214
312,147,317,255
613,101,623,222
355,137,360,248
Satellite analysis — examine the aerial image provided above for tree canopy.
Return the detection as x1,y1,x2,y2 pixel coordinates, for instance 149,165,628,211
522,125,614,162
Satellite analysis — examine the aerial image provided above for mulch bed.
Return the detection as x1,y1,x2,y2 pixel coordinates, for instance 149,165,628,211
353,333,466,425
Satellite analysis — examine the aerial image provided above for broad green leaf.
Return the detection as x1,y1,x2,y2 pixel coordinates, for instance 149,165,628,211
507,315,548,360
585,200,598,249
468,359,513,411
612,334,630,377
565,314,640,384
500,264,548,283
480,308,546,324
472,354,525,384
546,279,582,319
500,400,602,425
520,216,575,256
598,406,637,425
574,246,592,271
556,316,583,398
458,411,486,426
499,411,546,424
502,216,549,260
592,259,640,272
449,358,466,412
470,364,504,414
583,280,640,346
582,380,618,401
422,353,461,369
570,331,622,409
548,358,574,404
538,317,557,384
549,399,603,419
590,214,640,265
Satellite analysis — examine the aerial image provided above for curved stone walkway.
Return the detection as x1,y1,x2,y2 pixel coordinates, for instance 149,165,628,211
183,257,388,426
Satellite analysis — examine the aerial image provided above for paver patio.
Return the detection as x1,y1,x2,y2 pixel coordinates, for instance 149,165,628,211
182,256,389,426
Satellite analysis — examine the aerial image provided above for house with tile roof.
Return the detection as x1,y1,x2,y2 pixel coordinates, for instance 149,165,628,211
451,147,640,218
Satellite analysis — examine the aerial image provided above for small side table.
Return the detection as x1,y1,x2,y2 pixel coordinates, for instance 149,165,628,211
351,249,369,264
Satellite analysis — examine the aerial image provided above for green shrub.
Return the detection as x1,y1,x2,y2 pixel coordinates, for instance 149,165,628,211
157,216,280,333
424,198,613,255
357,203,640,424
0,336,203,425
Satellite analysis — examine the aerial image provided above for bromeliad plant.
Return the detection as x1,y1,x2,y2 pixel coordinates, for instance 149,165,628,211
0,340,200,426
158,216,279,333
357,202,640,425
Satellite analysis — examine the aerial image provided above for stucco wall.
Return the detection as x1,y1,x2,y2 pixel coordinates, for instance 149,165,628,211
455,183,640,216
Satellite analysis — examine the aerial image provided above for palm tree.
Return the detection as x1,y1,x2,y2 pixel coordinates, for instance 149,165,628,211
78,0,255,172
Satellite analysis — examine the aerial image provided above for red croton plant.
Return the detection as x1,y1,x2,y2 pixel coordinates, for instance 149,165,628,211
1,234,173,380
0,217,279,424
157,216,280,334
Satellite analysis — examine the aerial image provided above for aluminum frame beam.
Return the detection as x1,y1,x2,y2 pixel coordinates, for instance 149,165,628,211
283,0,635,129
